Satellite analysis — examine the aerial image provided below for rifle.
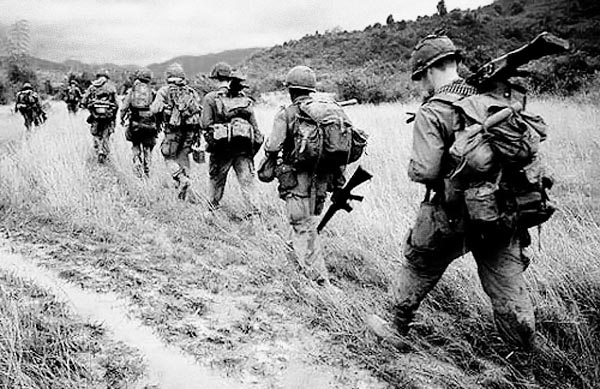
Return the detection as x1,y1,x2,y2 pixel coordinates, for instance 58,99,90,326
467,31,570,89
317,165,373,233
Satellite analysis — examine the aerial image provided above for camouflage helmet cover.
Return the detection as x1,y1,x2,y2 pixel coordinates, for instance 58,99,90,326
209,62,233,79
229,70,247,81
22,82,33,90
410,35,461,81
166,63,186,79
96,69,110,79
69,79,78,85
285,65,316,91
136,67,153,81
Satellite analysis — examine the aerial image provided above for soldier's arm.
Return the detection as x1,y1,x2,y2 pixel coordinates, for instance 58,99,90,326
200,94,216,130
407,105,446,185
264,108,288,155
149,87,167,115
119,92,132,122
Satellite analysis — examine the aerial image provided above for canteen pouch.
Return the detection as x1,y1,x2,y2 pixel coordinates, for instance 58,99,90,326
405,189,461,257
275,164,298,191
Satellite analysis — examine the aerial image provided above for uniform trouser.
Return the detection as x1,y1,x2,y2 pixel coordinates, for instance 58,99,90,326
208,153,255,207
132,142,155,175
90,120,115,158
161,127,195,181
394,230,535,348
284,194,328,283
20,110,34,130
67,103,78,114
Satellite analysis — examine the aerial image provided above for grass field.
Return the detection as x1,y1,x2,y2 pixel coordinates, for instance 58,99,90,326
0,98,599,388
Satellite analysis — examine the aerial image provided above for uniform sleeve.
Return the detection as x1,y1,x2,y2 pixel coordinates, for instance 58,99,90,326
408,105,446,185
150,87,167,115
81,87,92,107
119,91,132,122
248,107,260,133
264,108,288,154
200,94,216,130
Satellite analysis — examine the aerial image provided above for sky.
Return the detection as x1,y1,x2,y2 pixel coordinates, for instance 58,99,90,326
0,0,493,65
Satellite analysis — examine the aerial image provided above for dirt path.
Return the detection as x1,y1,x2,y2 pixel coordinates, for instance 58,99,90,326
0,243,245,389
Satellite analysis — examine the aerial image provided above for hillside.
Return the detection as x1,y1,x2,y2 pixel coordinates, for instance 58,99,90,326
241,0,600,101
147,47,263,78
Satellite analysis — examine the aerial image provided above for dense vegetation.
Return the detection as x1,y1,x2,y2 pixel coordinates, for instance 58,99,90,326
242,0,600,102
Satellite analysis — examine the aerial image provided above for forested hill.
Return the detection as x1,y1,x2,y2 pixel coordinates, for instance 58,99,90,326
242,0,600,102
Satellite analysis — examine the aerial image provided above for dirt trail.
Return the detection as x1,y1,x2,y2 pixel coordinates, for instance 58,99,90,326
0,244,245,389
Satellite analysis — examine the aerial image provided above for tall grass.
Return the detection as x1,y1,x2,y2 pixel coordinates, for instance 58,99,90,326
0,99,599,388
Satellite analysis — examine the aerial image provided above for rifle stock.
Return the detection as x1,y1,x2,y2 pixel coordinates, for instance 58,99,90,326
467,32,570,88
317,166,373,233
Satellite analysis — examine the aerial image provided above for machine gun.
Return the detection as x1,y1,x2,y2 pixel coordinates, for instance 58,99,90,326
405,32,570,124
317,165,373,233
467,31,570,89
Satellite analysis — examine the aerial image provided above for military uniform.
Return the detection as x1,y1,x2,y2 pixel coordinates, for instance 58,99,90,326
394,37,537,348
201,84,260,208
150,64,201,199
14,84,45,131
64,83,82,114
120,76,158,177
265,94,345,284
82,74,118,163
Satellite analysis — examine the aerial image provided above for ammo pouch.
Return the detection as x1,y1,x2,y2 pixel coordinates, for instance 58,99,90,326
464,181,501,224
208,118,264,154
406,188,462,255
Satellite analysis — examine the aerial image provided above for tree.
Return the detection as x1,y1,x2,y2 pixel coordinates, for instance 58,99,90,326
437,0,448,16
386,14,395,25
2,19,36,87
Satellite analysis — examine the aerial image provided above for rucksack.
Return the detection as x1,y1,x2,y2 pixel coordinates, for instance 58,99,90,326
166,84,201,126
18,91,37,106
209,93,263,154
66,87,79,102
290,97,368,170
440,87,555,229
131,82,153,110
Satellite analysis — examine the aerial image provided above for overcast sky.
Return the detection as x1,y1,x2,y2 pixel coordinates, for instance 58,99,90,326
1,0,493,65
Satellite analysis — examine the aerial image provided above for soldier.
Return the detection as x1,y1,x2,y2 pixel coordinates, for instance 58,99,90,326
14,82,46,131
81,70,118,163
64,80,82,114
150,63,202,199
260,65,346,286
200,62,262,211
368,35,539,350
119,68,158,177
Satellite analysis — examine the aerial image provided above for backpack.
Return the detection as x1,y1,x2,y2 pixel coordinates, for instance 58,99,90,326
290,97,368,170
66,87,79,102
209,93,264,154
440,86,555,230
18,91,37,106
166,84,201,126
131,82,153,110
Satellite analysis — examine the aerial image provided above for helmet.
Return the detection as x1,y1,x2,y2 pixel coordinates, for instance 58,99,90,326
70,79,78,85
96,69,110,79
284,65,316,91
209,62,232,79
410,35,461,81
136,67,153,81
166,63,186,79
22,82,33,90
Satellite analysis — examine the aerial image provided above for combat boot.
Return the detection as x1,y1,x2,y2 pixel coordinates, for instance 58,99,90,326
177,174,191,200
365,314,415,351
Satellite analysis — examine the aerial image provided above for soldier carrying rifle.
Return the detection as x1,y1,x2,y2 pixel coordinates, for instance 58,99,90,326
368,33,568,352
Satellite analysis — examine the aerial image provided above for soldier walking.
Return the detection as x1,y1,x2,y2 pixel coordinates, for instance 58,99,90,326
64,80,83,114
150,63,202,199
260,66,347,287
14,82,46,131
368,35,540,350
82,70,118,163
200,62,263,211
119,68,158,177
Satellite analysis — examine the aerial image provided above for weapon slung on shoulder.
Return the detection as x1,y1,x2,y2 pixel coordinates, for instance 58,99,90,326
467,32,570,88
317,165,373,233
